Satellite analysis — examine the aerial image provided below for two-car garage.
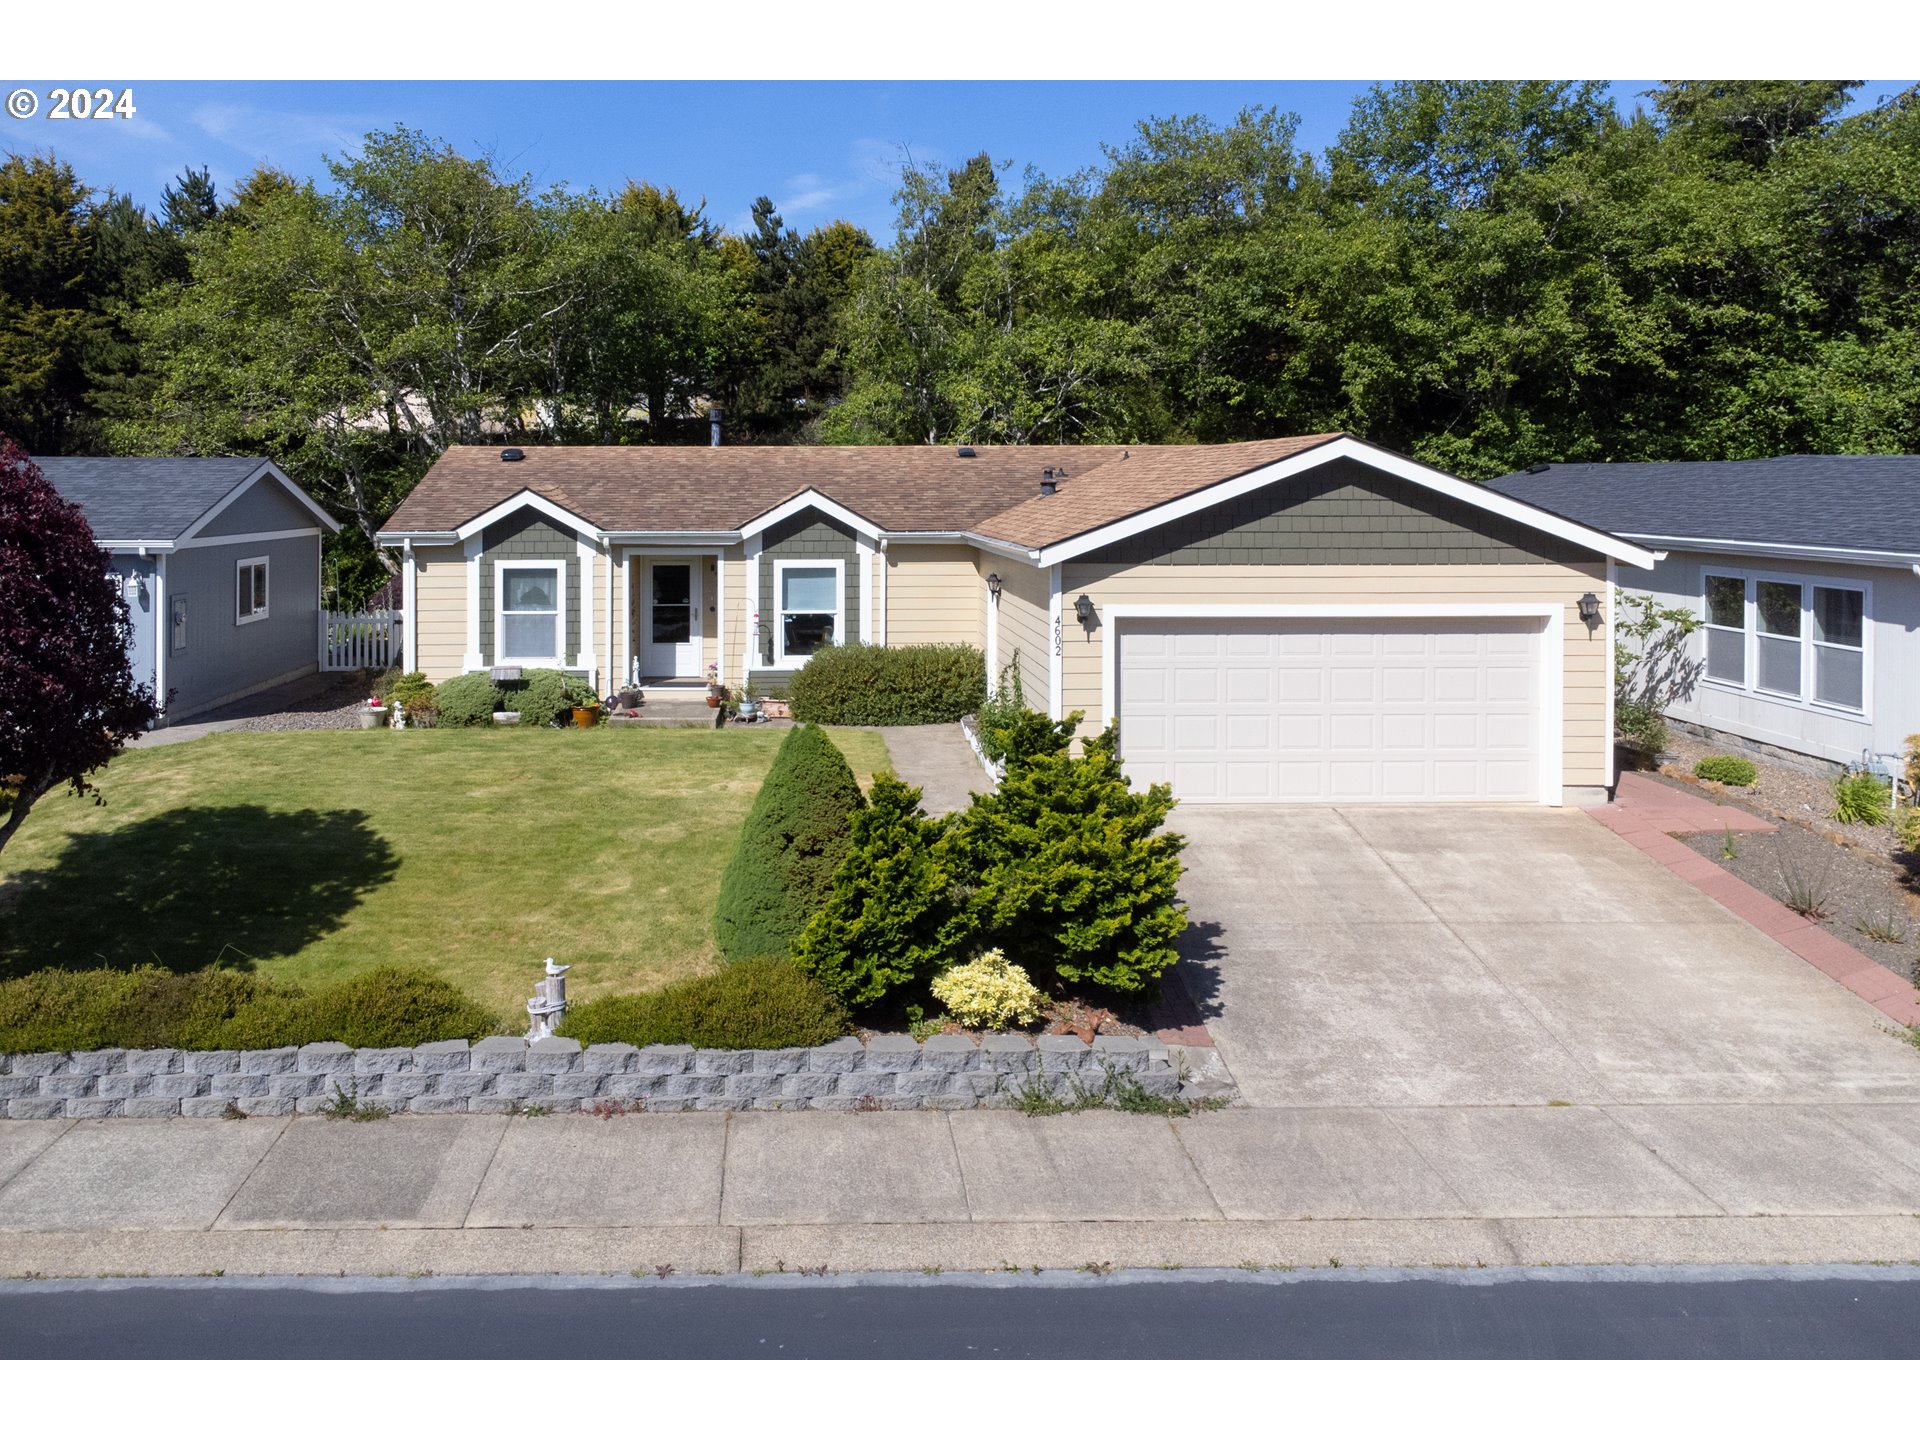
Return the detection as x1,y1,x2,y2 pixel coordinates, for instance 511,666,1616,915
1114,614,1555,804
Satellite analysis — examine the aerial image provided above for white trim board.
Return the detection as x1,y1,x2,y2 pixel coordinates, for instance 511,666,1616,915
740,489,884,543
179,462,341,541
1097,602,1566,807
175,526,322,551
454,488,598,542
1623,534,1920,570
1027,437,1659,570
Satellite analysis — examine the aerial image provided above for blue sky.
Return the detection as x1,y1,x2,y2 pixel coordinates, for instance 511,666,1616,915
4,79,1913,240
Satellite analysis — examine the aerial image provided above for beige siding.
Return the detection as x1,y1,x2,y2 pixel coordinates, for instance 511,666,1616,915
589,544,610,688
884,544,985,648
1061,559,1613,792
988,556,1051,704
412,543,469,681
721,542,748,687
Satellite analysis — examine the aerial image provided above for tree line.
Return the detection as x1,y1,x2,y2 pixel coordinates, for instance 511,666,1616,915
2,80,1914,600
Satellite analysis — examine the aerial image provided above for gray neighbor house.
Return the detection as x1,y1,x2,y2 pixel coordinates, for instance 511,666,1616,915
1490,455,1920,773
39,457,341,723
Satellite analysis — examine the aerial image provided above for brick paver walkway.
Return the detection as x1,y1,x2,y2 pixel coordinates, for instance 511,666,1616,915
1586,773,1919,1029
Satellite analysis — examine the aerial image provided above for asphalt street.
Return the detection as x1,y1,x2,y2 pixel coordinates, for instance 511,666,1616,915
2,1267,1917,1359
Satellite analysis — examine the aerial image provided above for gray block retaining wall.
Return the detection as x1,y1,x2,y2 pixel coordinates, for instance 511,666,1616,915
0,1033,1227,1118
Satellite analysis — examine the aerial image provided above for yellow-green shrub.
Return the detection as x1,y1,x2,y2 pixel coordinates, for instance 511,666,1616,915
930,949,1044,1030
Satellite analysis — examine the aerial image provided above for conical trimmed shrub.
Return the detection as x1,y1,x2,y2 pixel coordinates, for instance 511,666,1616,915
714,724,868,960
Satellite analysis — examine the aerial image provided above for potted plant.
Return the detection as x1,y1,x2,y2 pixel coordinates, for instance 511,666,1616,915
358,694,389,729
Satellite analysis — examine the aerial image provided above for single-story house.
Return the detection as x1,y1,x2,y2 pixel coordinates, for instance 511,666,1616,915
39,456,341,722
377,435,1656,805
1489,455,1919,772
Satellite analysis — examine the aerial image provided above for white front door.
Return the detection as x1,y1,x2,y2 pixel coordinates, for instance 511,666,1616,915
1118,617,1544,803
641,561,703,678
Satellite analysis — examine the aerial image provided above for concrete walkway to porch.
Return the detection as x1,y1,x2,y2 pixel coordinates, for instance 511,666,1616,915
868,724,993,817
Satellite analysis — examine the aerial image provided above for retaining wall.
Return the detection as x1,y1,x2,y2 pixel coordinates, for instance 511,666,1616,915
0,1032,1221,1118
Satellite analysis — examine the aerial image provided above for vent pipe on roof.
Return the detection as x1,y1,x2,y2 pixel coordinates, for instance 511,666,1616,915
709,406,723,448
956,446,975,458
500,448,524,462
1040,467,1057,497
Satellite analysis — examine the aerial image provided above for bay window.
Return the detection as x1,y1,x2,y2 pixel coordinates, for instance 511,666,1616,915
499,564,561,663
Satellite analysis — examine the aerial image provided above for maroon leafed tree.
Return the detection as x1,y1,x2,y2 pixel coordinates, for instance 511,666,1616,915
0,435,161,858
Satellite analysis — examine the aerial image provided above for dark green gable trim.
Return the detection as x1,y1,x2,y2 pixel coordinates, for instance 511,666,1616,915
1078,457,1590,568
478,511,582,664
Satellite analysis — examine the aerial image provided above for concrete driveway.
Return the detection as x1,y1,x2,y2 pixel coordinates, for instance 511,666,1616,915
1173,806,1920,1108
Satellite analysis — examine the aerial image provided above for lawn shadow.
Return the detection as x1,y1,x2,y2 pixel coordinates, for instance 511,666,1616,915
0,806,398,978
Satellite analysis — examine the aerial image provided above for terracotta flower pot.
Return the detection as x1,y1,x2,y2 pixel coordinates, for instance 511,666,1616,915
570,705,599,728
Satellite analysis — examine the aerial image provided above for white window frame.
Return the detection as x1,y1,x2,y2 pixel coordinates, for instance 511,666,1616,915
771,557,844,669
235,556,270,625
170,594,188,653
494,560,565,666
1697,566,1871,720
1701,570,1747,688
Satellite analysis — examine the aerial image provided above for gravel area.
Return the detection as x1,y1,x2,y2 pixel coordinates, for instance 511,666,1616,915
1657,728,1901,862
204,673,377,732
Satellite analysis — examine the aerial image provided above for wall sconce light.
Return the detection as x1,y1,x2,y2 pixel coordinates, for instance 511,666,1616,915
986,572,1003,601
1074,594,1095,626
1577,592,1601,626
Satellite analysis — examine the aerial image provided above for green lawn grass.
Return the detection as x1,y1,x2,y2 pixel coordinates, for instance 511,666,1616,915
0,725,892,1017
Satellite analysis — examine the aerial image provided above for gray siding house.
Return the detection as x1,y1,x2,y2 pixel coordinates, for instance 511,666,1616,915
39,457,341,723
1490,455,1920,772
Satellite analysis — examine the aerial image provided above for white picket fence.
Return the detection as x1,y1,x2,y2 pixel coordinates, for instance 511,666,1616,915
320,608,402,671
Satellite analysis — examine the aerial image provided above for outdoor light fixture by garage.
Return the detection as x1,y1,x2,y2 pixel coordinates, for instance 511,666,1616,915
1074,594,1095,625
1577,591,1602,626
986,572,1003,601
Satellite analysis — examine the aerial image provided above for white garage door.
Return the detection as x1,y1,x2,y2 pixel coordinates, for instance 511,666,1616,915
1117,618,1544,803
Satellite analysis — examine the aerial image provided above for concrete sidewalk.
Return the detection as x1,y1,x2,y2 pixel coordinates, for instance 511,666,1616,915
4,1104,1920,1277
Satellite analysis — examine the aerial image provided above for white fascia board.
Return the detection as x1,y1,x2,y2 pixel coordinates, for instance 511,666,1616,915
601,531,741,545
1619,534,1920,569
378,531,458,546
102,541,178,553
453,488,601,541
1030,437,1660,570
739,489,884,542
175,527,322,550
179,461,342,540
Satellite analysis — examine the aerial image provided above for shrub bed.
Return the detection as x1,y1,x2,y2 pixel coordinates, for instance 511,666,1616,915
0,965,500,1052
556,956,849,1049
788,642,985,725
1694,754,1757,787
437,673,503,727
510,668,597,728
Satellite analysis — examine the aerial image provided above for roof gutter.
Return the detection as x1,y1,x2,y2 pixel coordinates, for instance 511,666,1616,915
1621,534,1920,570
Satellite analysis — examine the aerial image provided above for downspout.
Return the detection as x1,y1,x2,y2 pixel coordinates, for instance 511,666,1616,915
401,538,418,673
876,538,889,647
604,538,614,697
149,548,168,726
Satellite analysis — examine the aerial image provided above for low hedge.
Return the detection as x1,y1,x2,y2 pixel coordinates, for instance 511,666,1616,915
0,965,501,1053
437,673,503,727
556,957,849,1050
511,668,597,728
787,642,985,725
1694,754,1757,787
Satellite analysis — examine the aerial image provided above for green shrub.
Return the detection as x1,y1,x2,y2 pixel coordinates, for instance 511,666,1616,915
1831,768,1892,826
942,722,1188,994
714,724,868,959
1897,809,1920,854
791,773,952,1006
513,668,596,728
378,671,438,724
1615,699,1668,756
0,965,500,1052
788,642,985,725
437,672,503,727
557,956,848,1049
1694,755,1757,787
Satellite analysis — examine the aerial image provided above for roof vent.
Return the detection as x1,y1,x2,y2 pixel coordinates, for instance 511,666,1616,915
500,448,525,462
1526,462,1550,474
1040,467,1057,497
956,446,976,458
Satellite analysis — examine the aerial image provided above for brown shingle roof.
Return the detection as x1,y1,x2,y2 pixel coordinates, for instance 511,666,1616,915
380,436,1347,548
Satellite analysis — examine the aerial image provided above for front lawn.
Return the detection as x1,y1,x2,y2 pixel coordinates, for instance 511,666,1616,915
0,726,892,1016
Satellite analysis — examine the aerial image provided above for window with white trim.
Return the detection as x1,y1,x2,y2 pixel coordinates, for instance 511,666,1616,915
1702,573,1744,685
499,564,562,662
774,561,841,665
235,557,269,624
1812,585,1865,709
1700,570,1868,714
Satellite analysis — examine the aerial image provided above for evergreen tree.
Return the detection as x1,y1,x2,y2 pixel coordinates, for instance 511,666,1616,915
0,155,104,452
942,724,1187,994
160,165,220,234
713,724,868,960
790,774,952,1006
